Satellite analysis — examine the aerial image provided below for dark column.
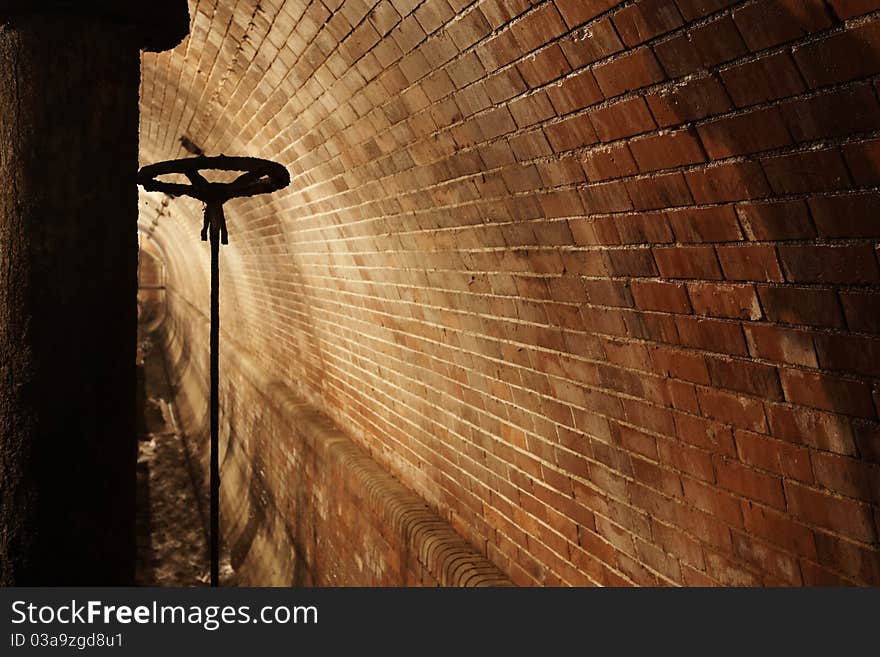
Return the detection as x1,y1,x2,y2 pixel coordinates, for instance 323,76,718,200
0,3,187,585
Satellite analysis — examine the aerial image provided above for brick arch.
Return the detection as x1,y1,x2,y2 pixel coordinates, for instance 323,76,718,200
138,0,880,586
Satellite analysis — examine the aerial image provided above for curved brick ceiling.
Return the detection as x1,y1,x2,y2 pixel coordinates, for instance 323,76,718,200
138,0,880,586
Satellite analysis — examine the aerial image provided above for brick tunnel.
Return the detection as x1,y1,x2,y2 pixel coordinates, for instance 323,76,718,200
3,0,880,586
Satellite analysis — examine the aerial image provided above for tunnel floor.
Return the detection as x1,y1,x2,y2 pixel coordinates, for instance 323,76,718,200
134,326,233,586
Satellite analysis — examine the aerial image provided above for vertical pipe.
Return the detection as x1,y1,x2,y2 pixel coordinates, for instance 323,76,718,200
209,205,221,588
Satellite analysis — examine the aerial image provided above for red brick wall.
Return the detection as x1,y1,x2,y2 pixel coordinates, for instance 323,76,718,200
155,297,512,585
140,0,880,586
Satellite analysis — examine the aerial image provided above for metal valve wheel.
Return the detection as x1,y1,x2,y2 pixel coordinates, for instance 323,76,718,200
138,155,290,245
137,155,290,203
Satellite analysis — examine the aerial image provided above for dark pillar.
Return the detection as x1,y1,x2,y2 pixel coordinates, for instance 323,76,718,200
0,2,188,585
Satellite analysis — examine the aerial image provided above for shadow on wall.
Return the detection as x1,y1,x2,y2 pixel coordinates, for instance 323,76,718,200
215,197,327,584
222,391,312,587
136,236,317,586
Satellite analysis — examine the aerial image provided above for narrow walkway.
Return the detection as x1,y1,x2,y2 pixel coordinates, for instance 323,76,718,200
134,328,211,586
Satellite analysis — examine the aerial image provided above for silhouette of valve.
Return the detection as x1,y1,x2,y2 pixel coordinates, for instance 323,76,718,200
138,155,290,245
137,155,289,587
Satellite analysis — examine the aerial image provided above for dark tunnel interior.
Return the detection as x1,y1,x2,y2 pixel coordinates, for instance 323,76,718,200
2,0,880,587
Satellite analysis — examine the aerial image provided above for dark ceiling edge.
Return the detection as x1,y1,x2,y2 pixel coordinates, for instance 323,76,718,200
0,0,190,52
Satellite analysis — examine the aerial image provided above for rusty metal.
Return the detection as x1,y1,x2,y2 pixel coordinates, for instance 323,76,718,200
137,155,289,587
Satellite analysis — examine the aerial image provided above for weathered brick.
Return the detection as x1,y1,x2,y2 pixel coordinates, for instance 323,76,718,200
815,333,880,378
590,96,658,142
792,20,880,88
735,429,814,482
654,15,748,76
631,280,693,313
839,291,880,333
706,356,782,399
593,46,666,97
559,18,623,67
646,74,733,127
761,149,852,195
715,455,786,508
778,244,880,285
697,387,768,432
780,369,877,419
781,84,880,143
629,128,706,173
733,0,834,52
686,161,771,204
743,324,819,368
784,481,877,543
547,69,602,115
676,316,749,355
756,286,844,328
741,501,817,559
811,451,880,503
767,405,857,456
625,172,694,210
580,143,639,181
807,192,880,238
716,245,784,282
736,200,815,241
613,0,684,46
720,51,807,107
666,206,742,243
697,107,793,158
653,245,723,279
688,282,762,320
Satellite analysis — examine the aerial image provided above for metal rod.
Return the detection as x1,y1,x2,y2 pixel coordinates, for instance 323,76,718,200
209,204,221,588
138,157,290,588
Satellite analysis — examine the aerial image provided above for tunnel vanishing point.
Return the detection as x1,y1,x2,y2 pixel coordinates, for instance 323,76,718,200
1,0,880,587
